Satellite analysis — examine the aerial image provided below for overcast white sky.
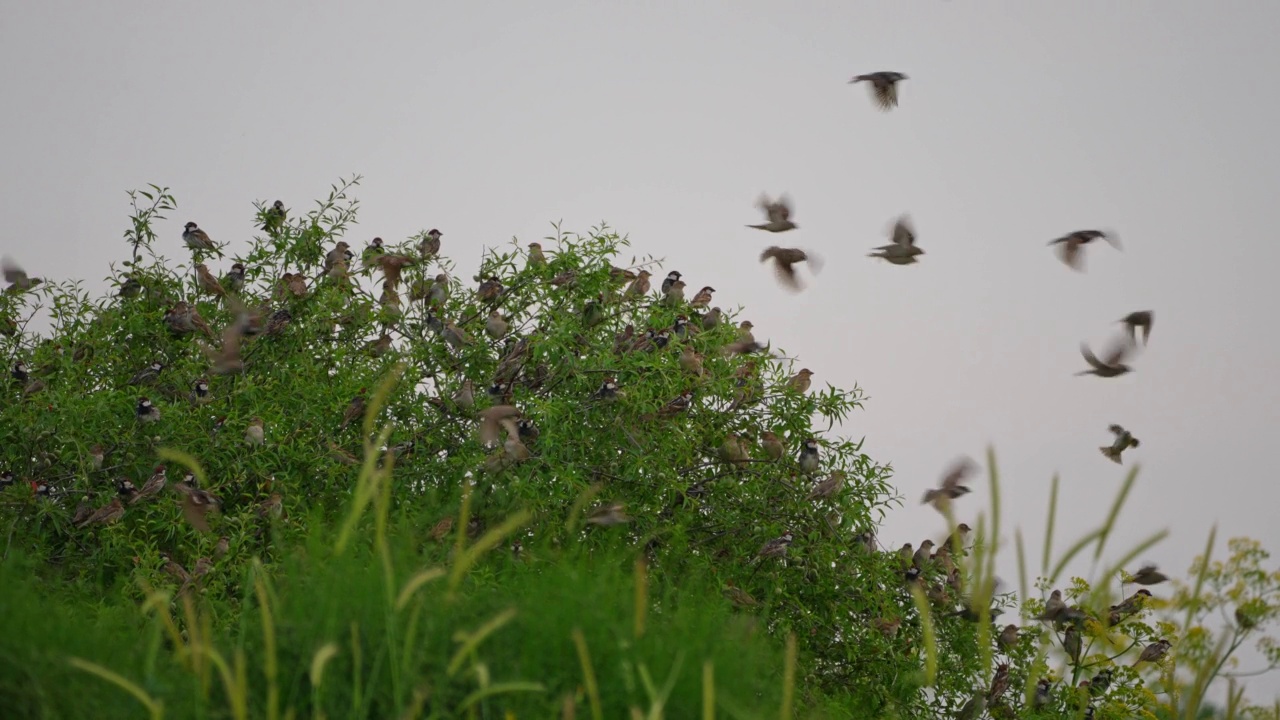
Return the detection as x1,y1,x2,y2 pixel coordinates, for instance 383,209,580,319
4,0,1280,698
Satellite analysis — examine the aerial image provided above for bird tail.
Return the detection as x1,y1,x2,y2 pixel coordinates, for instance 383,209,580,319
1100,446,1122,464
746,224,768,230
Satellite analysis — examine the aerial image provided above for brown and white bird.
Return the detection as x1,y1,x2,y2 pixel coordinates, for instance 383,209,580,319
419,228,443,258
690,286,715,308
869,215,924,265
679,345,705,378
748,194,798,232
652,390,694,419
700,307,722,331
1100,424,1140,463
760,431,785,461
136,397,161,423
224,263,246,293
278,272,308,299
942,523,972,552
760,246,820,290
663,279,687,306
808,471,846,501
1049,229,1120,271
76,498,124,528
526,241,546,267
245,417,265,446
624,270,652,299
798,437,821,474
1078,335,1136,378
922,458,977,513
757,531,794,559
986,663,1010,704
848,71,908,110
485,311,509,340
2,256,43,292
199,319,245,375
164,302,215,338
442,322,471,349
452,379,475,409
997,624,1019,652
590,376,622,404
786,368,814,394
89,444,106,471
1133,639,1171,666
130,466,168,504
1037,590,1067,623
585,503,631,526
1119,310,1154,346
476,275,504,303
323,242,352,278
262,200,286,233
478,405,522,447
1129,564,1169,586
1108,589,1152,625
127,361,165,386
174,482,221,533
338,389,367,430
660,270,683,295
195,263,226,297
719,433,750,467
1064,624,1082,664
912,540,935,570
182,222,219,253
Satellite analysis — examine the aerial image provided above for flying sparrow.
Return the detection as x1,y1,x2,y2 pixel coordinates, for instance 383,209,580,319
848,71,908,110
1078,335,1136,377
1100,424,1140,463
2,257,43,292
869,215,924,265
199,319,245,375
585,503,631,526
922,457,977,512
1049,229,1120,271
1129,564,1169,586
747,194,797,232
478,404,522,447
1119,310,1154,345
760,246,821,290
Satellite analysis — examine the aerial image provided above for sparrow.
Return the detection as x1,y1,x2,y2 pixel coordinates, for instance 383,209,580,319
585,503,630,526
719,433,750,467
581,295,606,328
798,437,821,474
419,228,442,258
214,536,230,558
1130,564,1169,586
378,283,402,317
997,624,1019,651
161,554,191,584
427,516,454,542
323,242,352,276
922,457,977,512
747,194,798,232
760,247,820,290
787,368,814,394
526,241,546,267
1037,590,1067,623
442,322,471,349
164,301,215,338
690,286,715,308
485,311,509,340
365,334,393,357
1064,624,1082,664
663,279,686,306
224,263,246,293
130,466,168,504
1033,678,1052,709
499,418,531,463
1100,424,1140,464
802,470,844,501
849,71,908,110
985,664,1010,705
477,276,504,303
1119,310,1154,346
1133,639,1171,666
182,222,219,254
261,200,286,234
1078,335,1136,378
869,215,924,265
898,543,915,567
277,272,308,299
942,524,972,554
912,540,935,570
1088,669,1112,697
117,275,143,298
516,417,539,444
661,270,683,295
339,389,368,430
136,397,160,423
722,320,765,356
487,380,513,404
71,502,94,526
264,308,291,337
115,478,138,502
723,583,760,609
199,319,245,375
3,257,43,292
551,269,577,287
478,405,522,447
245,417,265,446
1049,230,1120,271
375,253,417,288
701,307,722,331
174,483,221,533
258,493,284,520
671,315,693,338
589,376,622,403
361,237,385,270
195,263,226,297
76,498,125,528
624,270,652,299
760,431,785,461
651,390,694,419
872,617,901,637
452,379,475,409
127,361,165,386
11,361,28,382
1105,586,1157,625
679,345,705,378
327,442,359,466
428,273,450,307
757,531,794,559
88,444,106,471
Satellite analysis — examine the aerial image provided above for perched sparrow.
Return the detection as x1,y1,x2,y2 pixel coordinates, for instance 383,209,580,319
516,417,540,444
1064,624,1082,664
1037,590,1067,623
136,397,161,423
724,583,760,609
192,557,213,578
1114,589,1158,625
526,241,546,267
76,498,124,528
365,334,393,357
660,270,683,294
719,433,750,467
585,502,630,526
261,200,287,233
942,523,972,552
428,516,455,542
701,306,722,331
679,345,705,378
195,263,226,297
117,275,143,298
478,405,522,447
323,241,353,276
1089,669,1113,696
378,283,402,317
652,390,694,418
760,431,785,461
327,441,359,466
797,437,821,474
1100,424,1140,463
807,471,846,501
873,617,901,637
3,257,43,292
70,501,94,526
224,263,246,293
898,542,915,567
214,536,230,559
115,478,139,502
590,376,622,403
499,417,531,463
361,237,385,270
245,417,265,446
477,276,504,303
663,279,686,306
88,443,106,471
182,222,219,253
760,247,820,290
1049,230,1120,272
869,215,924,265
452,379,475,409
1078,335,1136,378
997,624,1019,651
419,228,442,258
757,531,794,559
487,380,513,404
786,368,814,394
581,295,606,328
1129,564,1169,586
257,492,285,520
442,322,471,349
551,269,577,287
130,466,168,504
1033,678,1052,709
264,308,292,337
339,389,367,430
1119,310,1154,346
485,311,509,340
1133,639,1171,666
922,457,977,512
912,540,935,570
848,71,908,110
278,272,308,299
624,270,652,299
747,194,798,232
11,360,28,382
690,286,714,308
127,361,165,386
986,663,1010,704
164,301,215,339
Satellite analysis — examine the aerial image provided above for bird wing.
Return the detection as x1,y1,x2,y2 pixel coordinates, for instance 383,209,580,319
1102,336,1133,366
1080,343,1106,369
2,257,28,283
891,216,916,247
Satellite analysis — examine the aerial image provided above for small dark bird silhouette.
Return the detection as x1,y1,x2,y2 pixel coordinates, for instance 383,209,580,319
1078,335,1136,378
1100,424,1140,463
1049,229,1119,271
1129,564,1169,586
760,246,821,290
747,194,797,232
1119,310,1154,345
869,215,924,265
849,71,908,110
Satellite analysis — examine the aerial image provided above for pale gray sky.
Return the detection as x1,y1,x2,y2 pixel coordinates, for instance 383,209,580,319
4,0,1280,695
